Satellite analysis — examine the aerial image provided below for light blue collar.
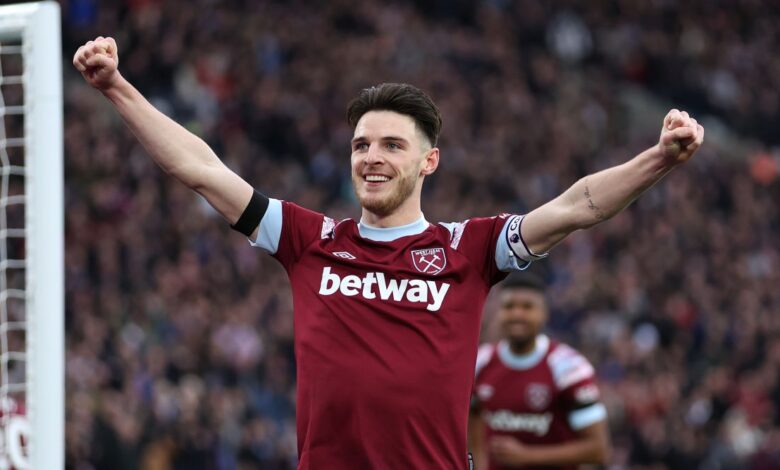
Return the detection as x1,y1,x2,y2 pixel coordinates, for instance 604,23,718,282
358,215,429,242
497,335,549,370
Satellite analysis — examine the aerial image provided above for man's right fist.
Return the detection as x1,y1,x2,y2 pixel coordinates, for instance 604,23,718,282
72,36,119,91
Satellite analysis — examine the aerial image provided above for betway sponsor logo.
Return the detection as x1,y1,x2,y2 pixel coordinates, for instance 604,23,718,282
318,267,450,312
482,410,553,436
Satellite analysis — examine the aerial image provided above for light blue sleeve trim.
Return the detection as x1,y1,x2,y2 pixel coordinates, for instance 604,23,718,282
568,403,607,430
495,215,548,272
249,198,282,254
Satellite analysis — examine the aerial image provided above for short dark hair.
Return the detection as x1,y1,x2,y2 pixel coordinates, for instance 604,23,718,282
500,272,546,293
346,83,443,147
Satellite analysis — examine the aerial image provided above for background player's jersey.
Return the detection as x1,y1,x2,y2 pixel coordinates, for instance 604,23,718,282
251,199,544,469
473,336,607,470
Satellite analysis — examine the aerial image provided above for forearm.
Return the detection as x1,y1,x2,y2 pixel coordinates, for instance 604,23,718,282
566,146,671,228
523,145,673,253
102,74,252,223
102,74,225,190
512,439,608,467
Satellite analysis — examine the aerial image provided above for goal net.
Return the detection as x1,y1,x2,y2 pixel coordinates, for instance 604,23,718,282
0,2,62,469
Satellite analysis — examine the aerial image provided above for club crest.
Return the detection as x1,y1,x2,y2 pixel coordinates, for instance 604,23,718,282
410,248,447,275
477,384,495,401
525,383,551,410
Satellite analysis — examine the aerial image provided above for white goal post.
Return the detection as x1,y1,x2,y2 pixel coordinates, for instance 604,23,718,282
0,2,62,469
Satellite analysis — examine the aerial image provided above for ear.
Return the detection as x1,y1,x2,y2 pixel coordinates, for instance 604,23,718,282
420,147,439,176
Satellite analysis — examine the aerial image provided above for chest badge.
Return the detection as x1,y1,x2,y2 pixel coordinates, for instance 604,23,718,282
525,383,552,410
410,247,446,275
477,384,495,401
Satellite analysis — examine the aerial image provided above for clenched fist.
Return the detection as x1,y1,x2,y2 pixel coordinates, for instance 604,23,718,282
659,108,704,164
72,36,120,91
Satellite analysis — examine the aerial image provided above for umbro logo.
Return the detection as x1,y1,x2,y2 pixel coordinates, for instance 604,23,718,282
332,251,356,260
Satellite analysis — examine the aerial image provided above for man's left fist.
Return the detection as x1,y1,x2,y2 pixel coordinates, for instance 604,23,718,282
659,109,704,164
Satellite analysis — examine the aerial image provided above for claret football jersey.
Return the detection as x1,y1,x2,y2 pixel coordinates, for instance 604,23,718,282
472,335,607,470
251,199,545,469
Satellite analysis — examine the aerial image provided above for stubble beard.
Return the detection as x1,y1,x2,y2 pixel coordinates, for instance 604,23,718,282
353,171,419,217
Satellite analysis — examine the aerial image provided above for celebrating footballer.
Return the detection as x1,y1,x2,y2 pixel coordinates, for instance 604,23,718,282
73,35,703,469
469,274,610,470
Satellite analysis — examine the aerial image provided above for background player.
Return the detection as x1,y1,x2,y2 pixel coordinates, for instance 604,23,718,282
73,36,702,468
469,273,610,469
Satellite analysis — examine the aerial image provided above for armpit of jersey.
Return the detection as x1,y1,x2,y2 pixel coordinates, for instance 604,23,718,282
495,215,548,272
474,343,495,377
249,198,283,254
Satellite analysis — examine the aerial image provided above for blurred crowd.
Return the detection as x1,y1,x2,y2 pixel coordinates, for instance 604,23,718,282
60,0,780,469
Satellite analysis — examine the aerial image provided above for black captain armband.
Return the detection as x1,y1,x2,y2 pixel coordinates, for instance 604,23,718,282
230,190,269,237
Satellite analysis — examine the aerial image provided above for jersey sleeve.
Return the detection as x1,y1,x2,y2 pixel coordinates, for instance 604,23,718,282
494,214,548,272
474,343,495,379
249,197,283,253
548,344,607,431
250,199,333,271
442,214,547,286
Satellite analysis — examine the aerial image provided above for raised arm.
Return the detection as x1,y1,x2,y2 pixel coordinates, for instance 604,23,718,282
522,110,704,254
72,37,257,237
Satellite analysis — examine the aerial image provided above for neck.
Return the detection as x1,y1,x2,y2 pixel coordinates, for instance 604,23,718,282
508,337,537,356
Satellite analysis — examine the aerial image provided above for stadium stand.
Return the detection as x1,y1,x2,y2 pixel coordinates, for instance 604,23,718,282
63,1,779,468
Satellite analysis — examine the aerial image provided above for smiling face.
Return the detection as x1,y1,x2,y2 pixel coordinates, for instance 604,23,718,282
350,110,439,222
498,287,548,350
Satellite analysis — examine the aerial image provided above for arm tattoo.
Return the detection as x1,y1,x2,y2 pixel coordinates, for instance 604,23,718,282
583,181,606,220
